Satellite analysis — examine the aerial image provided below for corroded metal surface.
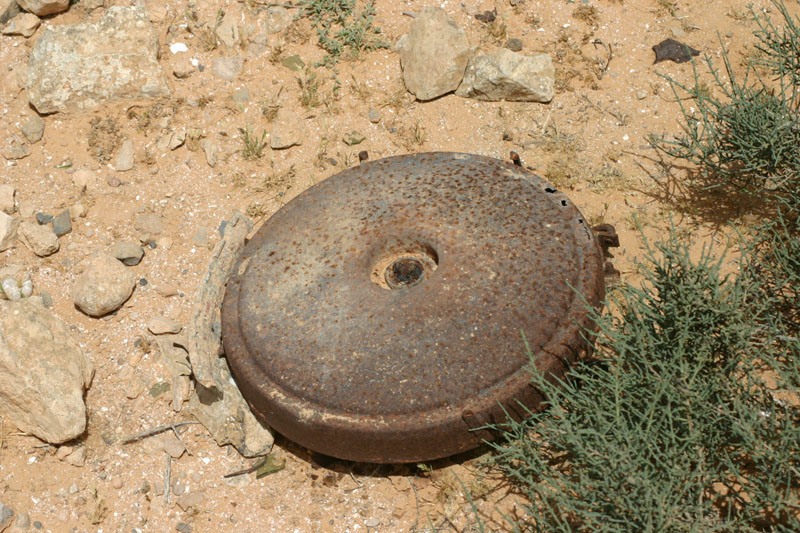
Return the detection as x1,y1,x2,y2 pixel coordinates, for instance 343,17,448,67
221,152,605,463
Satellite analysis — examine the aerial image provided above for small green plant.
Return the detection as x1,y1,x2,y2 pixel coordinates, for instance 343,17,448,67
572,5,599,26
654,0,677,17
483,18,508,45
486,225,800,532
239,126,267,160
299,0,389,66
297,68,321,109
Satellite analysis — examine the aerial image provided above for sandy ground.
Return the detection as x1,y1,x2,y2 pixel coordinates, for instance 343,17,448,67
1,0,796,531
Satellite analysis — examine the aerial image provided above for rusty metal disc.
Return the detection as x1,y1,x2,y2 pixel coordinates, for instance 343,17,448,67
222,152,605,463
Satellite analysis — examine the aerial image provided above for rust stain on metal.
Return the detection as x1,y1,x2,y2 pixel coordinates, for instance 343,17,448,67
221,152,606,463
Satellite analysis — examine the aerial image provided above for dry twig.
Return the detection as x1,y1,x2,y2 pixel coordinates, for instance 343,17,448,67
121,421,201,444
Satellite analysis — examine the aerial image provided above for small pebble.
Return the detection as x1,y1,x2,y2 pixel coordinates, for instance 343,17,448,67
69,483,79,494
367,108,380,123
65,447,86,467
112,478,123,490
40,290,53,308
21,115,45,144
218,220,228,237
0,503,14,531
232,87,250,103
191,227,209,248
176,522,192,533
69,203,86,219
147,316,182,335
35,212,52,225
155,284,178,298
34,521,43,529
111,241,145,266
18,202,34,218
56,445,73,461
106,175,122,187
52,209,72,237
15,512,30,530
506,38,523,52
139,278,148,287
636,90,648,100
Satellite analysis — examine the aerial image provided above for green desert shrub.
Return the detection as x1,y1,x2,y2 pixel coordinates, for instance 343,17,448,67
650,0,800,215
485,2,800,531
486,227,800,532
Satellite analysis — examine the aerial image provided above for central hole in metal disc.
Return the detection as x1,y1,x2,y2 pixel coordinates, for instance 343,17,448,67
386,258,425,289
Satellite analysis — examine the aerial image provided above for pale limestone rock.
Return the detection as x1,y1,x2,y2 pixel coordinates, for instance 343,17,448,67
1,12,40,37
18,221,58,257
215,11,239,48
265,6,292,33
0,298,94,443
0,0,20,25
147,316,182,335
15,0,66,17
71,252,136,317
26,7,169,113
270,108,304,149
397,7,471,101
72,169,97,192
114,140,134,172
0,185,15,214
0,212,19,252
456,49,555,103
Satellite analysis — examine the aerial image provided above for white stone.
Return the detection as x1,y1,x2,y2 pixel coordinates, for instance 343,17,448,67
170,42,188,54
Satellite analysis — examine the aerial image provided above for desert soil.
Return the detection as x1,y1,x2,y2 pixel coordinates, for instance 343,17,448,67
1,0,795,531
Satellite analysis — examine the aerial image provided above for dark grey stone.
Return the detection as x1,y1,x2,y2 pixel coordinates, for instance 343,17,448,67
52,209,72,237
506,38,523,52
0,503,14,531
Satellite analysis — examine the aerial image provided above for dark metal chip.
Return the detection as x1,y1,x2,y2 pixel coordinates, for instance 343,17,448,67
653,38,700,63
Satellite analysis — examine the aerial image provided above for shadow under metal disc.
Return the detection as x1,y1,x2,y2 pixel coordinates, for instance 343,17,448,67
221,152,605,463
